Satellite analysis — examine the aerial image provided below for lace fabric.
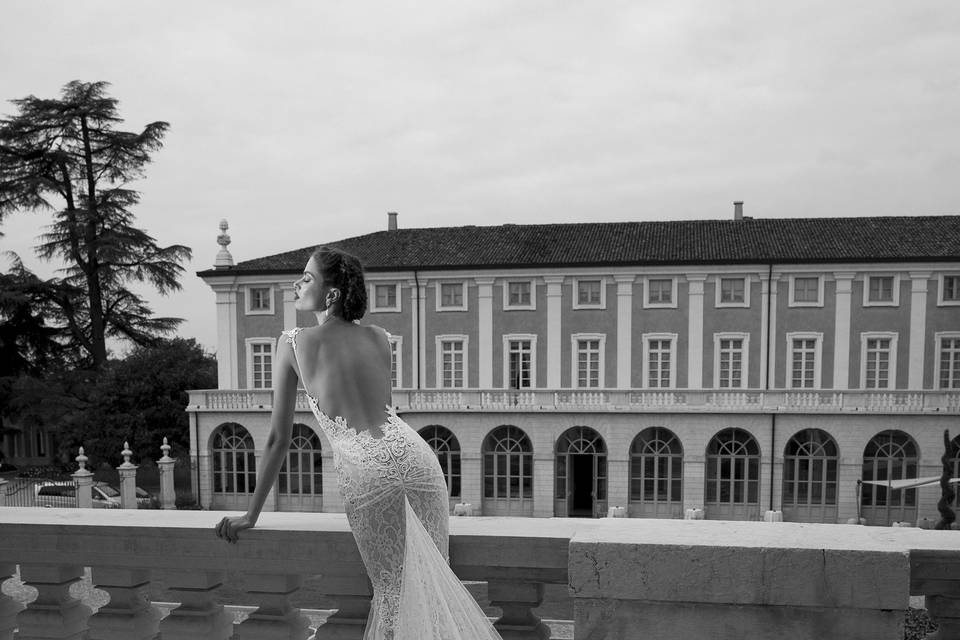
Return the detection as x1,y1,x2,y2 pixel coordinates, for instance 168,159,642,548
282,328,502,640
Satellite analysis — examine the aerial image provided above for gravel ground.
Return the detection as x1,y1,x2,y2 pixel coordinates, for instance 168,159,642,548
1,568,936,639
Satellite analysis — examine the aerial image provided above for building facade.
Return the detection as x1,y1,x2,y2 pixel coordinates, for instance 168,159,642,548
189,213,960,524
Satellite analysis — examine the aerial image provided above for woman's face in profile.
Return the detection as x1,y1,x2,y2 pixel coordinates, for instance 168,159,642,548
294,257,324,311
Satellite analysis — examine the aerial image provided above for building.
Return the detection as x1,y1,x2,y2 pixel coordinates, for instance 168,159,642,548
188,210,960,524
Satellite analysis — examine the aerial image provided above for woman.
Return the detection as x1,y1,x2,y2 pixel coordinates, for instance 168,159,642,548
215,247,501,640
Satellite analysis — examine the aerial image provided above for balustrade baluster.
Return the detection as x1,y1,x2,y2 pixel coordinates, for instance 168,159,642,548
87,568,161,640
16,564,91,640
311,573,371,640
234,573,311,640
488,580,550,640
0,564,24,640
159,570,234,640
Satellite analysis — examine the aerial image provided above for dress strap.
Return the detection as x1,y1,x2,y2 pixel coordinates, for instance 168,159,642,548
281,328,305,378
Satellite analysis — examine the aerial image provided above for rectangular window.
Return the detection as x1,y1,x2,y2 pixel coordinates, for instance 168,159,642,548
577,280,602,306
864,337,892,389
440,339,465,388
648,339,673,388
245,286,274,314
718,338,745,388
576,339,601,388
439,282,465,309
791,338,818,388
867,276,894,303
374,284,397,309
250,342,273,389
719,277,745,305
792,277,820,304
508,282,531,307
940,275,960,305
647,279,673,305
508,340,533,388
939,336,960,389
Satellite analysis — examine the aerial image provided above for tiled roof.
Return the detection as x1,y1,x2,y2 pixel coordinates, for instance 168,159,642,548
198,215,960,276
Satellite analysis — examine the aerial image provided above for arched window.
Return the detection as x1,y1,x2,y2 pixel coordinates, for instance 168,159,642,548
212,423,256,496
861,430,919,525
782,429,838,523
555,427,607,517
482,425,533,516
705,428,761,521
279,424,323,496
419,425,461,498
630,427,683,518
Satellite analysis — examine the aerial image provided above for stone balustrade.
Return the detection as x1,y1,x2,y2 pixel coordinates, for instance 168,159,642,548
188,388,960,415
1,509,959,639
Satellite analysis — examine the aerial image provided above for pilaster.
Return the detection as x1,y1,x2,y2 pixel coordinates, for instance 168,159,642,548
766,277,779,389
833,272,856,390
281,285,297,331
213,286,239,389
544,276,565,388
417,278,429,389
477,278,496,388
614,275,635,390
909,272,931,389
686,274,707,389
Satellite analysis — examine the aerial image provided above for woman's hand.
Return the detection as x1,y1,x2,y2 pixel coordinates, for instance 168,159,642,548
215,514,254,544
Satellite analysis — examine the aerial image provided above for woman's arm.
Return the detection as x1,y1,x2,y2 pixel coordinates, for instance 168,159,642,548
215,339,299,543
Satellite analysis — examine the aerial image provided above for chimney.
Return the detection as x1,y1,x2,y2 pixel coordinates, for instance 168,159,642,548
733,201,744,221
387,211,398,231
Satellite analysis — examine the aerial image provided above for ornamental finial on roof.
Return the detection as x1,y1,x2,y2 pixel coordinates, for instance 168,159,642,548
215,219,234,268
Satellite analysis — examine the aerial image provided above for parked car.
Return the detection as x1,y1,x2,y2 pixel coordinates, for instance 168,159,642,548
34,481,122,509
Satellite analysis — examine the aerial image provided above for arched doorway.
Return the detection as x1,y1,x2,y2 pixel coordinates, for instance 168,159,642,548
860,430,919,526
629,427,683,518
482,425,533,516
705,428,761,521
782,429,839,523
277,423,323,512
555,426,607,517
419,425,462,511
211,423,256,510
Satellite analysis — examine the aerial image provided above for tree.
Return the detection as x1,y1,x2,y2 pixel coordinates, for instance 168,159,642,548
0,81,191,369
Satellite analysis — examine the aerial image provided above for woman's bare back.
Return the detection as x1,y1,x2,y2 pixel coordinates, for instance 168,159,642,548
290,320,393,436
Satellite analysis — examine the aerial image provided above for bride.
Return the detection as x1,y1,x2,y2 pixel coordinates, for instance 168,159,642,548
215,247,502,639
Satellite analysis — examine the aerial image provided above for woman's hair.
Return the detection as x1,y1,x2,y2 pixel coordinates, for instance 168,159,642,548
311,246,368,321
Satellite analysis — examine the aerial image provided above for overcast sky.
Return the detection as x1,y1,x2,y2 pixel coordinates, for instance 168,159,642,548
1,1,958,353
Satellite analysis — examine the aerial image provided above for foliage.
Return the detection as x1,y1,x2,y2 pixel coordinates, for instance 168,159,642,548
52,338,216,468
0,80,191,369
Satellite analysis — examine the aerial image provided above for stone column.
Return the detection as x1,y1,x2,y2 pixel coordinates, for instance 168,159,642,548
234,574,311,640
477,278,496,389
488,580,550,640
605,458,629,516
158,437,176,510
908,272,931,389
766,277,779,389
614,275,635,390
17,564,92,640
417,279,429,389
0,564,24,640
532,456,554,517
759,271,771,390
544,276,564,388
684,457,706,513
459,455,483,516
282,285,298,331
198,451,213,510
87,568,161,640
686,274,707,389
117,442,138,510
408,280,421,389
72,447,94,509
313,573,372,640
212,285,239,389
159,571,234,640
832,272,856,390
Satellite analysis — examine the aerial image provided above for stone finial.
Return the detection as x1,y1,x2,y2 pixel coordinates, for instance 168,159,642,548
159,436,173,463
214,218,234,268
76,447,88,472
119,441,137,470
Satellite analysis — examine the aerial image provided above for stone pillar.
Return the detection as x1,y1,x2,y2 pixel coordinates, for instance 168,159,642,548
17,564,92,640
459,456,483,515
544,276,564,388
686,274,707,389
408,280,420,389
532,456,554,517
212,286,239,389
766,277,779,389
198,451,213,510
321,450,343,512
282,285,298,331
606,458,629,516
235,574,311,640
759,271,771,390
488,580,550,640
0,564,25,640
117,442,138,510
477,278,496,388
87,568,161,640
908,272,931,389
72,447,93,509
159,571,234,640
832,272,856,390
158,437,176,510
614,275,635,390
417,279,429,389
684,457,706,514
313,573,372,640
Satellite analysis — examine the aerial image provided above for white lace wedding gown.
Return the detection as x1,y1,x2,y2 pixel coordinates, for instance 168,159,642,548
283,329,502,640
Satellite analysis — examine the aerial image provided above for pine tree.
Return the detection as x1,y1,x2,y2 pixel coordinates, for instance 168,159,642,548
0,80,191,368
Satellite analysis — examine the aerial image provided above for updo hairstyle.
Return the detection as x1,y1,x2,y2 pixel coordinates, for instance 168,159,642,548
312,246,368,321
